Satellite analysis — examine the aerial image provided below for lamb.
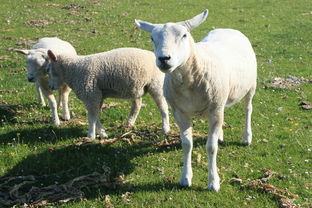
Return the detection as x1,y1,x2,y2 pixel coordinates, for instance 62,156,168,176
46,47,170,139
135,9,257,191
14,37,77,126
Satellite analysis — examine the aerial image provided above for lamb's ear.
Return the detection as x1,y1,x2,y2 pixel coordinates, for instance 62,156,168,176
135,19,156,33
178,9,209,31
47,50,57,62
13,49,30,55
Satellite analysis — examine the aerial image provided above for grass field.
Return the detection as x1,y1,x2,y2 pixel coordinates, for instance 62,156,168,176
0,0,311,207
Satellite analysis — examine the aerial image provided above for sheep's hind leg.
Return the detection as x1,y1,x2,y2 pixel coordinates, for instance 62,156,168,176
243,88,255,146
126,98,142,127
207,109,224,192
218,128,224,144
173,110,193,187
150,91,170,135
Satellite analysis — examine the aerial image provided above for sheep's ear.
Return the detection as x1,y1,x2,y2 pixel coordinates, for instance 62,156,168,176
178,9,209,31
135,19,156,33
13,49,30,55
48,50,57,62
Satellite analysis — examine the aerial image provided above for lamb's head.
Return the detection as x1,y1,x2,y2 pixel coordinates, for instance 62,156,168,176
14,49,50,82
135,10,208,73
46,50,63,90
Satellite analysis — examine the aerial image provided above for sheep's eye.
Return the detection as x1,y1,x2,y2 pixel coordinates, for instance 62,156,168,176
182,34,187,39
151,36,154,42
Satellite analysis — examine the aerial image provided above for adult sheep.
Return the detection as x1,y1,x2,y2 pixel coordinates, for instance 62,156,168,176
46,48,170,139
135,10,257,191
14,37,76,126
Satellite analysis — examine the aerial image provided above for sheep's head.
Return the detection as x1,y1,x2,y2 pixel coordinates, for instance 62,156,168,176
135,10,208,73
14,49,50,82
46,50,63,90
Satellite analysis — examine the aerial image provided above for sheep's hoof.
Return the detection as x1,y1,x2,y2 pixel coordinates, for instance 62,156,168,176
163,126,170,135
62,114,71,121
179,178,192,187
208,181,220,192
218,138,224,144
242,140,251,146
53,120,60,127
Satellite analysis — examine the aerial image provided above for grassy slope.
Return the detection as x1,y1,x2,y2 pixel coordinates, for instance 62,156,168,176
0,0,311,207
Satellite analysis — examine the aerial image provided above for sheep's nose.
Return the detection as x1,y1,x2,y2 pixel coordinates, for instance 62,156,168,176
158,56,171,63
28,77,35,82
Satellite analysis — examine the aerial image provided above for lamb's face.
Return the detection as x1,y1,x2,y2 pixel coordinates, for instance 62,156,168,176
16,49,48,82
151,24,191,73
47,62,63,90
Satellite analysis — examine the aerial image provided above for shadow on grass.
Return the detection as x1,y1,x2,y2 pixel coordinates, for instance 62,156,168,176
0,134,184,206
0,125,250,206
0,126,85,145
0,102,51,127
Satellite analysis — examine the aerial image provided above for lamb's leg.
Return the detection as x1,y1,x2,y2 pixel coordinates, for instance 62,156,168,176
42,87,60,127
243,88,255,146
173,109,193,187
87,108,98,139
218,128,224,143
36,81,46,106
207,109,224,192
57,89,62,109
60,84,71,121
150,92,170,135
126,98,142,127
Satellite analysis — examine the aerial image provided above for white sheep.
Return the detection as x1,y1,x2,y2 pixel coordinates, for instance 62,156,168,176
46,47,170,139
14,37,77,126
136,9,257,191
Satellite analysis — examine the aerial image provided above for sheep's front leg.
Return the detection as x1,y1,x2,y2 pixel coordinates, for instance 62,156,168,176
87,111,98,139
243,89,255,146
126,98,142,127
150,92,170,135
207,109,224,191
60,85,71,121
43,90,60,126
173,110,193,187
36,82,46,106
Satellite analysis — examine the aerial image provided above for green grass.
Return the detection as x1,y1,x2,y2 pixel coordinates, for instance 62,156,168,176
0,0,311,207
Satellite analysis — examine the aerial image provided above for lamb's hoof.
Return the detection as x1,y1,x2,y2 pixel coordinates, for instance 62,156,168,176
218,138,224,144
208,181,220,192
53,120,60,127
163,127,170,135
62,114,71,121
179,178,192,187
242,140,251,146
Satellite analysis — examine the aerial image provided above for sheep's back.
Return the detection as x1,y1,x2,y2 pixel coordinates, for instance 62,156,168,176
84,48,162,99
33,37,77,56
198,29,257,106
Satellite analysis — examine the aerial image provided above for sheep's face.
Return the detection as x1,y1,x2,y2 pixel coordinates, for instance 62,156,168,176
26,50,50,82
14,49,49,82
135,10,209,73
150,24,191,73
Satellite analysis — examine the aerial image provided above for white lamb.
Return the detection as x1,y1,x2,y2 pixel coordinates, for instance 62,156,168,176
46,48,170,139
14,37,77,126
136,10,257,191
